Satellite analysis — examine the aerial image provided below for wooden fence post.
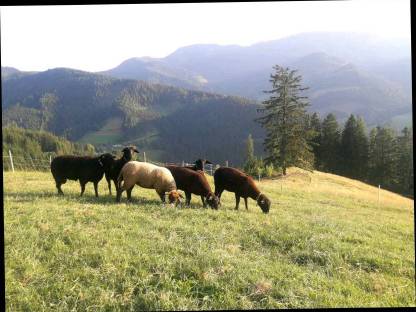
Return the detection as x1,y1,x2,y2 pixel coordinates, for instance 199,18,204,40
225,160,228,167
182,160,185,167
8,150,14,172
143,152,147,162
49,155,52,165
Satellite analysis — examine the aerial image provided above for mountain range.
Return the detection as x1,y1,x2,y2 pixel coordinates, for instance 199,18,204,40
2,32,412,164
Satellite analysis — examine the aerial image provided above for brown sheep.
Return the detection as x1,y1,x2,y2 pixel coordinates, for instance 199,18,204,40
165,165,220,209
214,167,270,213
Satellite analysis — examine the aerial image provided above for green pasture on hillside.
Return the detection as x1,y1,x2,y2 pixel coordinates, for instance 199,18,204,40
3,169,415,310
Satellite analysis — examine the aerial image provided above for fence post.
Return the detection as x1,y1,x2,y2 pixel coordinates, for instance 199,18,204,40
8,150,15,172
182,160,185,167
225,160,228,167
143,152,146,162
49,155,52,165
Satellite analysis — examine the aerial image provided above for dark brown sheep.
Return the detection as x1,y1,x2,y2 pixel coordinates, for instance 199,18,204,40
165,165,219,209
51,153,115,197
214,167,270,213
104,146,139,195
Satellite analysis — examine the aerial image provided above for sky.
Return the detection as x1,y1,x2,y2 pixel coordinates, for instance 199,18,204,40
0,0,411,72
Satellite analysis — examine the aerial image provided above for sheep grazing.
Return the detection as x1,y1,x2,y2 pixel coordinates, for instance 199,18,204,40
214,167,271,214
104,146,139,195
116,161,183,206
165,165,220,209
51,153,116,197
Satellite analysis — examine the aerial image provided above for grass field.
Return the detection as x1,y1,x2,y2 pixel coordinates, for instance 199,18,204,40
3,168,415,310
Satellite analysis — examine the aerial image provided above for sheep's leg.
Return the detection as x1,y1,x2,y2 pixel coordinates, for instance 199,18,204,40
56,180,64,195
244,197,248,210
185,192,192,206
234,194,240,210
126,186,134,201
107,177,112,196
116,188,124,202
80,181,86,197
201,196,206,208
157,192,166,203
93,182,99,197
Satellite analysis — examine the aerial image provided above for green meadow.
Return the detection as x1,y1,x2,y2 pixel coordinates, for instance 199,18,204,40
3,168,415,310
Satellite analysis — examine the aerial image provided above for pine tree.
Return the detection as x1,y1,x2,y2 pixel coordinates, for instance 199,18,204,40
396,127,413,196
307,112,322,169
256,65,313,175
320,113,341,173
367,126,398,190
243,134,257,175
340,114,369,180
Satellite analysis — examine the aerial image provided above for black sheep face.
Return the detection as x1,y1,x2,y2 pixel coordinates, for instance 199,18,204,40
122,146,139,161
194,159,212,171
206,193,220,209
257,194,271,214
99,153,116,170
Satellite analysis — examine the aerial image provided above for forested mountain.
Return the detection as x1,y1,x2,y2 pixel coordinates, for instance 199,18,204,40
101,32,412,127
2,68,263,164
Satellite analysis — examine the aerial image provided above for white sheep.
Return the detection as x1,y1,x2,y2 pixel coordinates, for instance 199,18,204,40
116,161,183,205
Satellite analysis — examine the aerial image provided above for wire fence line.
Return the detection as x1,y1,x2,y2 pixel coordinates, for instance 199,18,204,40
2,151,218,176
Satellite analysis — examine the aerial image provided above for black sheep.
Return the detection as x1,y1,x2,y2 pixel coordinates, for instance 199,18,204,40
51,153,115,197
185,159,212,172
104,146,139,195
214,167,271,213
165,165,219,209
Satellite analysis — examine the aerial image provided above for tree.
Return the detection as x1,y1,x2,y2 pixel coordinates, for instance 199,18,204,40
243,134,257,175
396,127,413,196
256,65,313,175
306,112,322,169
340,114,369,180
39,93,58,131
319,113,341,173
367,126,398,190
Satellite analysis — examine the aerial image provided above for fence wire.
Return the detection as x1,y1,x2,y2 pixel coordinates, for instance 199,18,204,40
3,153,216,176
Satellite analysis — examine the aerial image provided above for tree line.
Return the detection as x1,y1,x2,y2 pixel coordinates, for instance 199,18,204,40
245,65,413,198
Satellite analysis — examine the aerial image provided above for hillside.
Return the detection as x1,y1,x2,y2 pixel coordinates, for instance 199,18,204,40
2,68,263,164
100,32,412,127
4,167,414,309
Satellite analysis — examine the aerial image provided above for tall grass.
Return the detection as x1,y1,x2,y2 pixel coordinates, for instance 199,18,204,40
4,168,415,310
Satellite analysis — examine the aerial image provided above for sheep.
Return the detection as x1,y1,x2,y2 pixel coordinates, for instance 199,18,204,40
104,146,139,195
51,153,116,197
185,159,212,171
165,165,220,209
116,161,183,206
214,167,271,213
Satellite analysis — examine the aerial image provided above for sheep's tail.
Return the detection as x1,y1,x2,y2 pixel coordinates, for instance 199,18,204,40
117,171,124,190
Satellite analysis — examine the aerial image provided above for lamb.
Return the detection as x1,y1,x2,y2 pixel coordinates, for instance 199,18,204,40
51,153,116,197
165,165,220,209
214,167,271,213
104,146,139,195
116,161,183,205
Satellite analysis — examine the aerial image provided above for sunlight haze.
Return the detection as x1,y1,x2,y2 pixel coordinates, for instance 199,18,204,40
0,0,411,72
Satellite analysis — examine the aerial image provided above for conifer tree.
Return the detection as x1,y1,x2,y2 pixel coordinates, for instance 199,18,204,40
396,127,413,196
340,114,369,180
256,65,313,175
320,113,341,173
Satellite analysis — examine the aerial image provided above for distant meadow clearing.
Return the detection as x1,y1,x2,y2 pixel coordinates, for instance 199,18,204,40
3,168,415,310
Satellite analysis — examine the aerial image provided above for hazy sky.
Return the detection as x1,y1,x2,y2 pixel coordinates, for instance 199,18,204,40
0,1,411,72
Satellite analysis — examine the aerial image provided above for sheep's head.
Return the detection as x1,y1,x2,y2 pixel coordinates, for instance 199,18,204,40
194,159,212,171
257,194,271,214
206,192,220,209
166,190,184,206
98,153,116,170
122,146,139,161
